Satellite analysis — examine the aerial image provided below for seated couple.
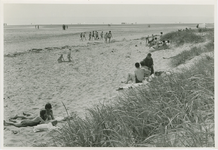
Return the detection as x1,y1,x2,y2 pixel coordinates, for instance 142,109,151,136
4,103,56,128
124,61,151,84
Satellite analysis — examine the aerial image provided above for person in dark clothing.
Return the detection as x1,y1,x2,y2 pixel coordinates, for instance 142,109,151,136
143,53,154,75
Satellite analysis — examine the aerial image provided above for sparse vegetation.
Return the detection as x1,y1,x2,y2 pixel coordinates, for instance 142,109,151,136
160,30,204,46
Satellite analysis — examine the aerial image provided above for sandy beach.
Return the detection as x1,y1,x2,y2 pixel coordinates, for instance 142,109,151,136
3,23,211,146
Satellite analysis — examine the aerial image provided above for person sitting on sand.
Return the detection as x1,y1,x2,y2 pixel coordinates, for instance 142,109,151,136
107,31,112,43
57,54,64,63
140,61,151,78
166,40,170,46
143,53,154,75
4,109,49,127
124,62,148,84
67,49,72,62
45,102,55,120
104,32,108,43
148,37,155,48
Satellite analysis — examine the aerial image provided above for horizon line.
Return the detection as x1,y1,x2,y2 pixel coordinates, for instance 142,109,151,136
3,22,214,26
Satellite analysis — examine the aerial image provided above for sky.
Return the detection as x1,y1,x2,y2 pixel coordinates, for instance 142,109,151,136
2,2,216,25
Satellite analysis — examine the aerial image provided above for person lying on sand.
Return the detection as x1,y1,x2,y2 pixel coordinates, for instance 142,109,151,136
57,54,64,63
4,109,49,127
123,62,148,84
10,102,55,121
45,102,55,120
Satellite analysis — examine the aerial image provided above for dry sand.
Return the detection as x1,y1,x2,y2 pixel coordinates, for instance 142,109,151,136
4,25,207,146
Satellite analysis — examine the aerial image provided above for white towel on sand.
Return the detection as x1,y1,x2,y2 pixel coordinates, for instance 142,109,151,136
33,122,59,132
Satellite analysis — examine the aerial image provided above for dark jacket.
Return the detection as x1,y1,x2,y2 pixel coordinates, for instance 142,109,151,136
143,57,153,68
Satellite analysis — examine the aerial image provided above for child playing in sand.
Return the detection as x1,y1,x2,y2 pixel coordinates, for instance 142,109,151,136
45,102,55,120
57,54,64,63
4,109,49,127
92,31,95,40
67,49,72,62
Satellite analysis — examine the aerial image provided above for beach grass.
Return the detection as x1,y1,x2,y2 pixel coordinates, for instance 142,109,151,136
52,51,214,147
160,29,205,46
51,28,214,147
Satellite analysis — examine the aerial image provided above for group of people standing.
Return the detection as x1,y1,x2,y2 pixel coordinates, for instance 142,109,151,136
80,31,113,43
124,53,154,84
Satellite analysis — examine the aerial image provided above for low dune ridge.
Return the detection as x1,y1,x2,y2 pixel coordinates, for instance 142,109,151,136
4,24,213,146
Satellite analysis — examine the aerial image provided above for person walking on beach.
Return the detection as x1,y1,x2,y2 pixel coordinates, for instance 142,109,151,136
67,49,72,62
107,31,112,43
92,31,95,40
104,32,108,43
89,32,92,41
143,53,154,75
100,31,103,40
80,33,83,41
83,32,86,40
45,102,54,120
95,31,99,40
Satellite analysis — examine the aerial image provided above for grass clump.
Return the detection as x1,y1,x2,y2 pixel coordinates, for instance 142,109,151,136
160,30,204,46
171,41,214,67
52,54,214,147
